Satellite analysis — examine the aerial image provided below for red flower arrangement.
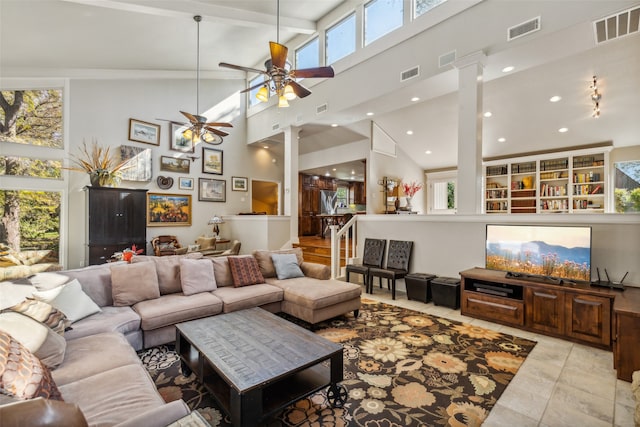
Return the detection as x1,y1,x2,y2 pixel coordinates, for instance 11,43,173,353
401,181,423,197
118,244,144,262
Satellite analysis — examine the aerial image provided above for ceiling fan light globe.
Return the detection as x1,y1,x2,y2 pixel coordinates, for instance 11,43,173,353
278,95,290,108
256,86,269,102
182,129,193,140
283,84,296,101
202,132,214,143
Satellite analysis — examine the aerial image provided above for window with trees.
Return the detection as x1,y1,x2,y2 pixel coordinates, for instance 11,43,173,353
326,13,356,65
1,89,63,262
614,160,640,213
427,171,457,214
415,0,447,18
365,0,404,46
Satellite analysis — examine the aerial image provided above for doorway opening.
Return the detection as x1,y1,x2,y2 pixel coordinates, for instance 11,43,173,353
251,179,280,215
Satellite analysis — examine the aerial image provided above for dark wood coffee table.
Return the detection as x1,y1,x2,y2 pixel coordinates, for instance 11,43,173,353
175,308,346,427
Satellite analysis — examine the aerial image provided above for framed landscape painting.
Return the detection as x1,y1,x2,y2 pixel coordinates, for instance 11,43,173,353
128,118,160,145
232,176,248,191
202,147,223,175
119,145,152,182
199,178,225,202
170,122,194,153
160,155,190,174
179,177,194,190
147,193,192,226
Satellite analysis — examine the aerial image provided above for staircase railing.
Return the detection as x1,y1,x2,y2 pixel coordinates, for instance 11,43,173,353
329,215,358,279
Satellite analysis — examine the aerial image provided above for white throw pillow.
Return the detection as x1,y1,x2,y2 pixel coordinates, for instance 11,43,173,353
32,279,101,323
28,272,71,290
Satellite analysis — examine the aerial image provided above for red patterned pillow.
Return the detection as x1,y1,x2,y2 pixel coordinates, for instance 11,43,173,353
227,256,265,287
0,331,63,401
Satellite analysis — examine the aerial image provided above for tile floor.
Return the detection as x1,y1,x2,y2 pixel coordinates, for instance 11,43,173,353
362,288,636,427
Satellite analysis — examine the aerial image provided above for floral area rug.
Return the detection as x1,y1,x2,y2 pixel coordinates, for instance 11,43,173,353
139,299,536,426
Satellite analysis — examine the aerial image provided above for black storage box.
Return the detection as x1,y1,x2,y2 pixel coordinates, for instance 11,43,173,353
405,273,437,303
431,277,461,309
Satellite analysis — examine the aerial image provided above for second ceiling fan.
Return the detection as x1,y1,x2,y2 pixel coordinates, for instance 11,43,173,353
219,0,335,107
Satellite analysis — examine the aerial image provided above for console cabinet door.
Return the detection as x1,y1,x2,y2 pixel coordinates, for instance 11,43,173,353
564,293,611,347
525,287,564,335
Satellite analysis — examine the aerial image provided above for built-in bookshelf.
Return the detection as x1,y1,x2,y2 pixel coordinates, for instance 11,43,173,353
483,148,610,214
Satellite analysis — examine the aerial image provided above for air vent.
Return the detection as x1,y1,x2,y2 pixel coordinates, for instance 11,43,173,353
316,103,328,114
439,50,457,68
400,66,420,82
594,6,640,44
272,123,280,131
507,16,541,41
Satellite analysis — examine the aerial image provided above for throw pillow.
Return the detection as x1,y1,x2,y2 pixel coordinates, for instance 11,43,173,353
7,298,70,335
271,253,305,280
32,279,101,323
110,262,160,306
179,258,216,296
227,256,265,287
211,257,234,287
0,312,66,368
28,272,71,291
0,330,64,401
252,248,304,278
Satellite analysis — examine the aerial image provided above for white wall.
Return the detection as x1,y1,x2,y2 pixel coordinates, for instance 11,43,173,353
223,215,291,254
66,78,283,268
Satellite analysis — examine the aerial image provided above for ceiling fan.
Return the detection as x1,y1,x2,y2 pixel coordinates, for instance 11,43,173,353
173,15,232,145
218,0,334,107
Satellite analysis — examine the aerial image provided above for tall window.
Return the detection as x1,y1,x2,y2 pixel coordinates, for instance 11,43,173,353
365,0,404,46
248,75,266,108
326,13,356,65
1,89,63,261
614,160,640,213
427,171,457,214
296,37,320,70
415,0,447,18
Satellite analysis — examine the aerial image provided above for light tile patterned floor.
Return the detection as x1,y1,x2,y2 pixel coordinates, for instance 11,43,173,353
362,289,635,427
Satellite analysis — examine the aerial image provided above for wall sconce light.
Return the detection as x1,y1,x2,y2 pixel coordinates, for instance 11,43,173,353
590,76,601,118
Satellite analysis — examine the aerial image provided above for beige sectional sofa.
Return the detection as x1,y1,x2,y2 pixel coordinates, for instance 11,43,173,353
0,248,361,426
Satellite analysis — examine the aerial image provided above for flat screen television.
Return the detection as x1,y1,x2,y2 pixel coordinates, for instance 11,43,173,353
486,224,592,283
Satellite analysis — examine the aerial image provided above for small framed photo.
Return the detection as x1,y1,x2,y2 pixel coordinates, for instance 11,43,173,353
147,193,192,226
232,176,248,192
129,119,160,146
202,147,223,175
170,122,194,153
160,155,190,174
179,177,194,190
199,178,226,202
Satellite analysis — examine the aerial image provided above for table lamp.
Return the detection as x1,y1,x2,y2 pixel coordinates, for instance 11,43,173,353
208,215,224,239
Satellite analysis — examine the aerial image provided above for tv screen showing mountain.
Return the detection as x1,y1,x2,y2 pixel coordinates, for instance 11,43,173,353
485,225,592,282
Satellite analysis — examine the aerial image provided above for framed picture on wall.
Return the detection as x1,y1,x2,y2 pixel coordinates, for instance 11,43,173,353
160,155,190,174
119,145,152,182
202,147,223,175
128,118,160,146
199,178,226,202
179,177,194,190
231,176,248,191
147,193,192,226
170,122,194,153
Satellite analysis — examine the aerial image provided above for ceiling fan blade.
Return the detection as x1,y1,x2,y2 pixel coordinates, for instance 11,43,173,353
293,66,335,79
288,80,312,98
204,122,233,128
270,41,288,69
219,62,267,75
180,111,198,124
204,126,229,137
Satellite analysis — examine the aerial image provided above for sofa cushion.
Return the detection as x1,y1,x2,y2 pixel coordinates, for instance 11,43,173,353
52,332,142,386
7,298,70,335
57,364,165,426
133,293,223,331
62,306,141,342
253,248,304,278
0,312,66,368
32,279,101,323
228,255,265,287
48,263,121,307
179,258,216,295
265,276,362,310
133,253,203,295
0,330,63,401
271,253,305,280
211,257,234,287
213,284,283,313
111,262,160,306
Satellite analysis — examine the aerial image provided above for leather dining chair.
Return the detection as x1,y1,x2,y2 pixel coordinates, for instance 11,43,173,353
345,238,386,292
368,240,413,300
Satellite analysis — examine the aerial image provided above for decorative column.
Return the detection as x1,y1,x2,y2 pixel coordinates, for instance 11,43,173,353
283,126,300,244
454,51,486,215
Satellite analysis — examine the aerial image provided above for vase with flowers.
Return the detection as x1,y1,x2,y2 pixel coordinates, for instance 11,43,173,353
113,244,144,263
401,180,423,210
65,139,129,187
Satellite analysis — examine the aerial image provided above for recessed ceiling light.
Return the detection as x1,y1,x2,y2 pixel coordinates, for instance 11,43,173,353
411,97,420,102
331,123,338,127
263,145,269,149
366,112,374,116
406,130,413,135
351,170,355,175
332,168,337,171
425,150,432,154
549,95,562,103
558,127,569,133
484,111,492,118
502,66,515,73
498,137,506,142
325,172,330,176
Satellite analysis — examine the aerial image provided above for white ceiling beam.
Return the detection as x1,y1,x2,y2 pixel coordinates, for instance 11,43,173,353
58,0,317,33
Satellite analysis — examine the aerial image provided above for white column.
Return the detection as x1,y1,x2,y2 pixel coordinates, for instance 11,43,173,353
283,126,300,244
454,51,486,215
